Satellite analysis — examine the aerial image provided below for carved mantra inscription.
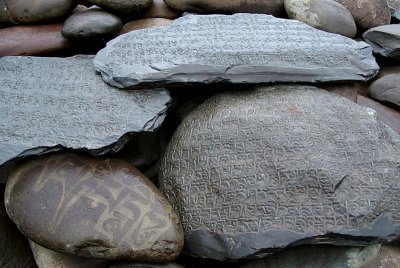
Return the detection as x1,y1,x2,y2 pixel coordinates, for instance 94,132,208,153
5,153,183,260
160,86,400,237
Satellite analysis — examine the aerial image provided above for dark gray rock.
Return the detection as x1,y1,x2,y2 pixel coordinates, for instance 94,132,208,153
94,14,379,90
362,245,400,268
30,240,110,268
239,245,380,268
85,0,152,14
62,8,122,39
368,74,400,107
363,24,400,59
5,153,184,260
0,55,171,178
159,85,400,261
110,262,184,268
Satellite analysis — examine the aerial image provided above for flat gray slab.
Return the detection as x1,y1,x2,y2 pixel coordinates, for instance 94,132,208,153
0,55,171,167
94,14,379,89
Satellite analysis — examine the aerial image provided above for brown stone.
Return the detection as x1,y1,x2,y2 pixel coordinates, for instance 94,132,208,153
0,24,70,56
319,83,358,102
362,245,400,268
120,18,173,35
5,153,184,261
334,0,391,31
141,0,182,19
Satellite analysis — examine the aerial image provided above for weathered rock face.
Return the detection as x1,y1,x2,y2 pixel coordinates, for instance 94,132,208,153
163,0,285,15
30,240,110,268
94,14,379,90
5,153,184,261
62,8,122,39
0,56,171,170
141,0,182,19
284,0,357,37
0,24,70,56
386,0,400,15
363,25,400,59
362,245,400,268
239,245,381,268
0,0,76,25
85,0,152,14
120,18,173,35
159,85,400,261
368,74,400,107
334,0,391,31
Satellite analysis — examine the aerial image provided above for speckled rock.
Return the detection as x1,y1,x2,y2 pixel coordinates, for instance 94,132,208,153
386,0,400,15
363,24,400,59
368,74,400,107
334,0,391,30
141,0,181,19
362,245,400,268
85,0,153,14
284,0,357,37
120,18,173,35
62,8,122,39
0,0,76,25
5,153,184,261
163,0,285,16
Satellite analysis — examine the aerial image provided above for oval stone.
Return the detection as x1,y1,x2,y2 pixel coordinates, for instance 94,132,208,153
0,0,76,25
5,153,184,261
85,0,152,14
284,0,357,37
120,18,173,35
140,0,182,19
163,0,285,16
368,74,400,107
62,8,122,39
334,0,391,31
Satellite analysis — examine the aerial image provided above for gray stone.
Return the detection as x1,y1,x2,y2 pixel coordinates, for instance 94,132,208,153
110,262,184,268
5,153,184,261
239,245,381,268
386,0,400,16
85,0,152,14
62,8,122,39
159,85,400,261
363,24,400,59
284,0,357,38
0,55,171,174
30,240,110,268
94,14,379,90
368,74,400,107
362,245,400,268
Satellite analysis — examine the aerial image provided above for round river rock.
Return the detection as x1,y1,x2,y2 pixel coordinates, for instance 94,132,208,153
5,153,183,261
85,0,152,14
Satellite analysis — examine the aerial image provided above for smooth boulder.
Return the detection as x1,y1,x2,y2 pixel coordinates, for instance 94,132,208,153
94,14,379,90
363,24,400,59
120,18,173,35
0,0,76,24
85,0,152,14
5,153,184,261
163,0,285,16
159,85,400,260
334,0,391,30
284,0,357,37
140,0,182,19
368,74,400,107
62,8,122,39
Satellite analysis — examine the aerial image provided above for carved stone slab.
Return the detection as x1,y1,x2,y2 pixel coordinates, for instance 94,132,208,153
159,85,400,261
94,14,379,90
5,153,184,261
0,56,171,167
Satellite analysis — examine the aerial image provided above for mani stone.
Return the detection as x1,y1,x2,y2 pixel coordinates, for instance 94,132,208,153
5,153,184,261
368,74,400,107
94,14,379,90
238,244,381,268
363,24,400,59
159,85,400,261
30,241,110,268
85,0,152,15
0,0,76,25
62,8,122,39
0,55,171,168
284,0,357,38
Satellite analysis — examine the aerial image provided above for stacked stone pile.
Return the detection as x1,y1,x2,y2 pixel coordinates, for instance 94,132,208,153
1,0,400,267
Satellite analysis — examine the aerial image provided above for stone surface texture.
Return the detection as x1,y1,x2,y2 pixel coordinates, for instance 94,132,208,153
0,55,171,167
159,85,400,261
62,8,122,39
30,240,110,268
141,0,182,19
363,24,400,59
362,245,400,268
94,14,379,90
85,0,152,14
5,153,184,261
368,74,400,107
334,0,391,30
239,245,381,268
284,0,357,37
0,24,70,56
0,0,76,24
120,18,173,35
386,0,400,14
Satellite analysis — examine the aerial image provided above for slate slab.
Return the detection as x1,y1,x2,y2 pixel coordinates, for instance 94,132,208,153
94,14,379,90
0,56,171,173
159,85,400,261
363,24,400,59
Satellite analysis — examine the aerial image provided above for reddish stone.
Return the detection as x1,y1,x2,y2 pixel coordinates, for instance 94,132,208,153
141,0,182,19
119,18,173,35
